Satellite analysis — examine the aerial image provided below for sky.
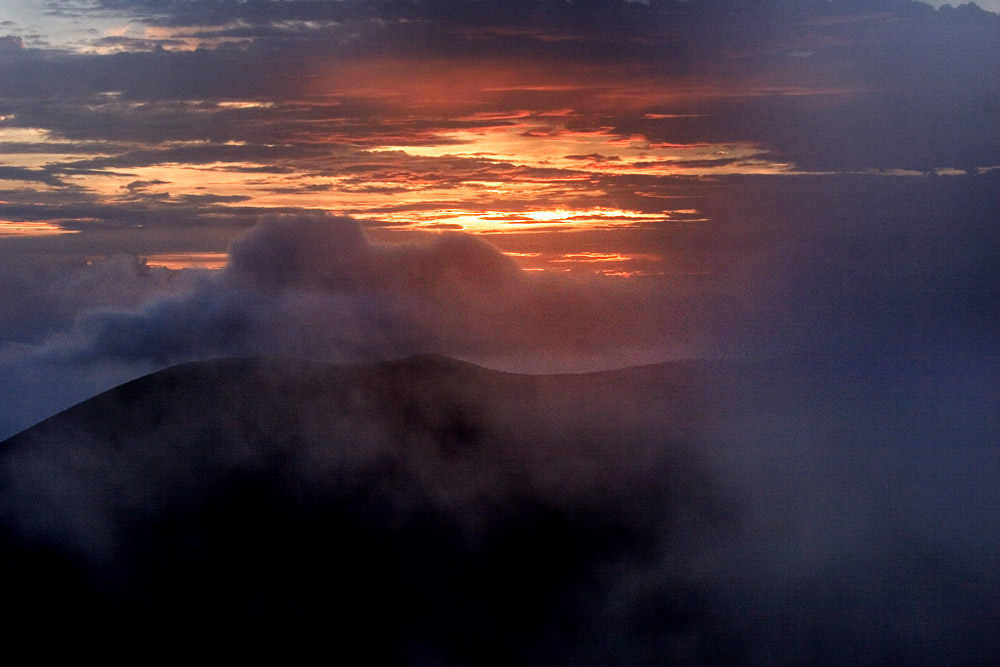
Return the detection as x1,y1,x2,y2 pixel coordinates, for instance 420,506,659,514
0,0,998,436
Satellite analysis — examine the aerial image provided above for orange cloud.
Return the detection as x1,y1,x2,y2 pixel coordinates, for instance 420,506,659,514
142,252,229,270
0,221,78,237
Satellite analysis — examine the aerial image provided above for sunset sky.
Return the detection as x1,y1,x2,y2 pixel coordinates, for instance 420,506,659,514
0,0,998,435
3,6,999,661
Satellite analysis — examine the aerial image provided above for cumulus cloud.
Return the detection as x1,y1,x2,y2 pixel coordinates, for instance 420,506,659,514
2,174,997,439
225,215,520,295
0,214,691,437
0,253,198,345
0,35,23,51
57,215,688,366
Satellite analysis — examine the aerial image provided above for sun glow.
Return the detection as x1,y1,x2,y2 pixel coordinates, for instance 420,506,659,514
362,206,675,233
142,252,229,269
375,125,790,176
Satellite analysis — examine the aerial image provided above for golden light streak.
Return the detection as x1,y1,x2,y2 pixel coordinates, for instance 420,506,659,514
495,247,670,277
1,153,109,169
552,252,652,263
142,252,229,269
598,269,665,278
89,23,253,53
0,221,78,236
0,127,52,142
67,162,280,201
214,101,275,110
643,113,705,119
376,125,790,176
364,207,673,233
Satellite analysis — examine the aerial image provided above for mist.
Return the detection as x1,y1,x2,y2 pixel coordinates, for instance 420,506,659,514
2,354,997,663
1,202,997,662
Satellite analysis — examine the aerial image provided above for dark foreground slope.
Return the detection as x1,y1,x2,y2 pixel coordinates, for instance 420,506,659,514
1,355,997,664
0,355,723,663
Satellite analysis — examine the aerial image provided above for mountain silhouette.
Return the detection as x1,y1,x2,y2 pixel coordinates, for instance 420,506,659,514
0,355,732,664
2,354,997,664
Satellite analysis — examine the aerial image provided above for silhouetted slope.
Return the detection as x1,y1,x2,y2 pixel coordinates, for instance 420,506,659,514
0,355,728,663
1,355,997,664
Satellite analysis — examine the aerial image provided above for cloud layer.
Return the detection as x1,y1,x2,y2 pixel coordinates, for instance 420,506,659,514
0,214,678,435
0,169,993,444
0,3,994,662
1,0,997,251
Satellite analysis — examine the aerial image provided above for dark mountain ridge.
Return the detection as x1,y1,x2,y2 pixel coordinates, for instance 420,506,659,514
0,355,727,663
1,354,997,664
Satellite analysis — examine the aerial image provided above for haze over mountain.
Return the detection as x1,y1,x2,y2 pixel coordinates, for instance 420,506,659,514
0,0,996,439
0,1,997,662
2,354,997,664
